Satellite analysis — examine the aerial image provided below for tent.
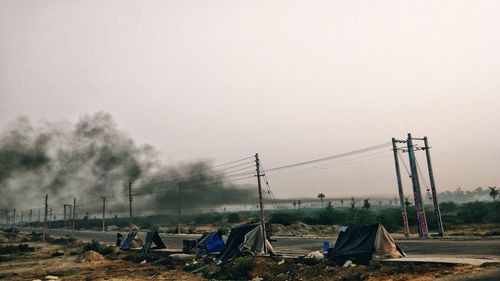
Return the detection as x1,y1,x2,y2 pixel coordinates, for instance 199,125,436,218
120,229,144,250
216,223,274,264
141,230,167,253
194,232,225,256
328,223,405,264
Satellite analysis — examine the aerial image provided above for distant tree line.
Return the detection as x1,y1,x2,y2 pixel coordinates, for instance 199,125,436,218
434,186,497,203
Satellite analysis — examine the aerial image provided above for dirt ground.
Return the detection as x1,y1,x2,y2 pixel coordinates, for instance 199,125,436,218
0,230,496,281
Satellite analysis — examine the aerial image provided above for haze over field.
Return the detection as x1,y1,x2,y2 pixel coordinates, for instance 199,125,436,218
0,0,499,206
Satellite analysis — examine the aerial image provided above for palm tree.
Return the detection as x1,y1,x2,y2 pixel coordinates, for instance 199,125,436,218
489,186,498,202
363,199,371,211
350,197,355,209
317,193,326,208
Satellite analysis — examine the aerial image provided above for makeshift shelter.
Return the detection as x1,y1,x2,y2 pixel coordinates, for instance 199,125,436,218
120,229,144,250
216,223,274,264
194,232,225,256
328,223,405,264
141,230,167,253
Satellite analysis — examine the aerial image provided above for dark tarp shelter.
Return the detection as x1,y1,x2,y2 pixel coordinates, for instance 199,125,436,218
328,223,405,264
194,232,225,255
141,230,167,253
216,223,274,264
120,229,144,250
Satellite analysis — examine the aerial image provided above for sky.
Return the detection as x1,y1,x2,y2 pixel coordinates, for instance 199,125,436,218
0,0,499,199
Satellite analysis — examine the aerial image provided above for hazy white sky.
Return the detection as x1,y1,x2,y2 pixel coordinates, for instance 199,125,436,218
1,0,499,198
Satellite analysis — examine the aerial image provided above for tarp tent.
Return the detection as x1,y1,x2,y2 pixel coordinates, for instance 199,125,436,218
120,228,144,250
194,232,225,255
141,230,167,253
216,223,274,264
328,223,405,264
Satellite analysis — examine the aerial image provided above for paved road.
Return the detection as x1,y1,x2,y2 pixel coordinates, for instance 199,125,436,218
32,228,500,258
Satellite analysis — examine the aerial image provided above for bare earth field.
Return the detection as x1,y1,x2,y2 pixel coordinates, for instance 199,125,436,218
0,231,499,281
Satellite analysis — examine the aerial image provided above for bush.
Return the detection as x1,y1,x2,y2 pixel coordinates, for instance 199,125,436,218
269,212,302,226
217,225,231,235
227,213,241,223
0,244,35,255
316,209,344,225
440,201,458,213
457,202,490,224
82,239,113,255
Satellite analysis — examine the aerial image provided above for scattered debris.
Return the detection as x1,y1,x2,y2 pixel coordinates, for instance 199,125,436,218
305,251,324,261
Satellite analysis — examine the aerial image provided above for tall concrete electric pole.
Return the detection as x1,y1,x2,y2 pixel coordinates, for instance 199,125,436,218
177,181,182,235
255,153,267,254
43,195,48,242
72,198,76,239
392,137,410,238
423,136,444,236
407,134,429,238
128,182,133,228
101,196,106,232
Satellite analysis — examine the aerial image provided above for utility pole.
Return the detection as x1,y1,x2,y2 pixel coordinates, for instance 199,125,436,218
72,198,76,239
63,205,67,228
128,182,133,228
13,208,16,227
49,208,52,228
392,138,410,238
101,196,106,232
255,153,267,254
43,195,48,242
423,136,444,236
29,209,32,232
407,134,429,238
177,181,182,235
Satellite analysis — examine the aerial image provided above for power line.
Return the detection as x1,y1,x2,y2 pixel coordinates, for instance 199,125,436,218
266,143,391,172
267,151,392,180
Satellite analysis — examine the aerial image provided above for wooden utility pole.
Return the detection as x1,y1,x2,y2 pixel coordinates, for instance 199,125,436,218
128,182,133,228
101,196,106,232
177,181,182,234
255,153,267,254
392,138,410,238
43,195,48,242
72,198,76,239
423,136,444,236
407,134,429,238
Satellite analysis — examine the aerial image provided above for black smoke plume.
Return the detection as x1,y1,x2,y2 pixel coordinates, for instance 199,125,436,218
0,112,257,215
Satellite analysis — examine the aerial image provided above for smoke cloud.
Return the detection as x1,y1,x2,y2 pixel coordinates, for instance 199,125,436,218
0,112,257,215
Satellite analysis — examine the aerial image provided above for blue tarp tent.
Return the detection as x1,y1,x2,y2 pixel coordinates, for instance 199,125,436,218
195,232,225,255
